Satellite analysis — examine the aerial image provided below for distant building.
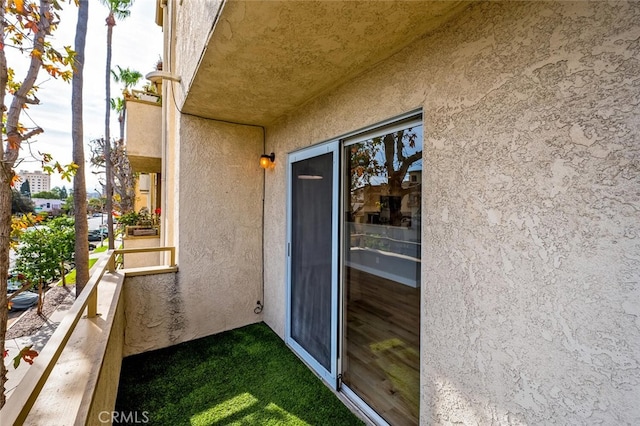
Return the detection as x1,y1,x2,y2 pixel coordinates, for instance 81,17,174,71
31,198,62,215
18,170,50,194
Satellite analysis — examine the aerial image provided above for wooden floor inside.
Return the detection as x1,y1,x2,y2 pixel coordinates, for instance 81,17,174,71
343,267,420,426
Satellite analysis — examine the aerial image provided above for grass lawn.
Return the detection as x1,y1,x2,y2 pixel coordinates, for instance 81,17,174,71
61,258,98,285
115,323,363,426
93,245,108,253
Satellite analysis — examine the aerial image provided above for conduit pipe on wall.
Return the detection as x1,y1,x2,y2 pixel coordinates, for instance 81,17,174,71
256,126,267,314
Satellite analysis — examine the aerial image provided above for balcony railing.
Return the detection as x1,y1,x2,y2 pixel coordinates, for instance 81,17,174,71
1,247,177,425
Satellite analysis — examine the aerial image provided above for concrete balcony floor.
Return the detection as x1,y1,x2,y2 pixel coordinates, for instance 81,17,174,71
114,323,363,426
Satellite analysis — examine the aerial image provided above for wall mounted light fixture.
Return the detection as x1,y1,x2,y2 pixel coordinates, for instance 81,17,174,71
145,70,182,83
260,152,275,169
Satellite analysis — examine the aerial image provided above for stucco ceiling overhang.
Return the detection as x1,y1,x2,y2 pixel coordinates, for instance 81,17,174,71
181,0,471,126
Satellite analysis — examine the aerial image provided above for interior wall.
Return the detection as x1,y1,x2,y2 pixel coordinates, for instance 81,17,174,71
176,116,264,341
262,1,640,424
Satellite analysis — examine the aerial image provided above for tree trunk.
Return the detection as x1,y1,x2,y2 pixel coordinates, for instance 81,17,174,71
37,278,43,316
0,174,11,408
60,261,67,287
73,0,90,295
0,0,8,404
120,105,126,144
105,16,115,250
118,104,129,212
0,0,51,406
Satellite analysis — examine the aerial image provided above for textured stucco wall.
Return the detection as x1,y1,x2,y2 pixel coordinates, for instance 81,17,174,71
176,116,264,341
123,272,179,356
122,236,162,269
125,117,264,352
262,1,640,424
162,75,180,254
162,0,220,251
180,1,468,124
173,0,223,95
125,101,161,160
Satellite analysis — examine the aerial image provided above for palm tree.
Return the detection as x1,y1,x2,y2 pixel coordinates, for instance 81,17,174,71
72,0,90,296
111,65,142,143
110,66,141,212
101,0,134,250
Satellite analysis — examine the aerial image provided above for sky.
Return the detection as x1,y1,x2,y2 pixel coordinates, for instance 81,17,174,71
9,0,163,195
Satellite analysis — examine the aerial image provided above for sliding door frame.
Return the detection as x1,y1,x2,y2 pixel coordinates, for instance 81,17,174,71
285,141,340,387
284,109,423,419
338,111,423,426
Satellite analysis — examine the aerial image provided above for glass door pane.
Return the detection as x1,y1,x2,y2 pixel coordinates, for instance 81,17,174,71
287,145,338,384
343,122,422,425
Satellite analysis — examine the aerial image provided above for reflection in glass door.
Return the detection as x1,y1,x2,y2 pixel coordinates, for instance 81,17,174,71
286,144,339,385
342,119,422,425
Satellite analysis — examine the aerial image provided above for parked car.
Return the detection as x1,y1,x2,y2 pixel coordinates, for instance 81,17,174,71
9,291,38,310
88,229,107,242
7,274,38,311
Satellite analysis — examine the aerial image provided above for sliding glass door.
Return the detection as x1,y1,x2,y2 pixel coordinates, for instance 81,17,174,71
342,118,423,425
285,114,423,424
286,143,339,385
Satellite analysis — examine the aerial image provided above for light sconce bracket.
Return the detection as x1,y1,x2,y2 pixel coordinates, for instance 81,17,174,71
260,152,276,169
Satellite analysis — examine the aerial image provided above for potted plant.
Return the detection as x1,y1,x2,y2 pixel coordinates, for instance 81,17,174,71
137,83,161,103
118,208,160,237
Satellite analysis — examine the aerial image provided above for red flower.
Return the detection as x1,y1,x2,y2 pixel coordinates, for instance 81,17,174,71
154,208,161,216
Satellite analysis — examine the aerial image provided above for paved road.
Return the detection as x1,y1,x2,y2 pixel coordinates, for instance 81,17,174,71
88,214,109,231
10,214,113,269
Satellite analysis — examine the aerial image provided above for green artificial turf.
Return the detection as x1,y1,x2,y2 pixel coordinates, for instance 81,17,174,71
115,323,363,426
